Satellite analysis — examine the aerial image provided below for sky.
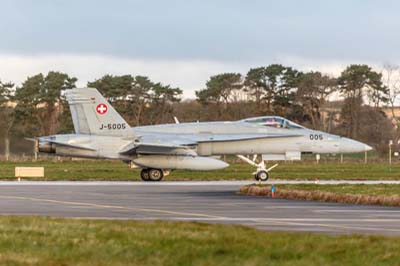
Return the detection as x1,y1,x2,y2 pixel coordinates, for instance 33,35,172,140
0,0,399,98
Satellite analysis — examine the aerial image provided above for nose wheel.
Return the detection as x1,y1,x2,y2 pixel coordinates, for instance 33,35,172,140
255,170,269,181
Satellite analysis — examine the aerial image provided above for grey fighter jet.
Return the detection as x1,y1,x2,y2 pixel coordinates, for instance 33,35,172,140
34,88,372,181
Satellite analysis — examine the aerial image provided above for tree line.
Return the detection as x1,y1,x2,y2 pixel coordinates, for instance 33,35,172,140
0,64,399,156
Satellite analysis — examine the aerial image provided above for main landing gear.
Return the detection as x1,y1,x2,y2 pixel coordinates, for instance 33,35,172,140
236,155,278,182
140,168,170,182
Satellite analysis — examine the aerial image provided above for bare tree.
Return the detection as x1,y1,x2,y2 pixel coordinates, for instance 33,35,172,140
382,64,400,118
0,81,15,160
382,64,400,143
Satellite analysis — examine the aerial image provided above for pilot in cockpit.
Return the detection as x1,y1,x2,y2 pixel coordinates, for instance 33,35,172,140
241,116,304,130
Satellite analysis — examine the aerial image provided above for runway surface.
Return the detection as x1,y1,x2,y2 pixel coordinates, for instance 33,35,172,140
1,181,400,235
4,179,400,185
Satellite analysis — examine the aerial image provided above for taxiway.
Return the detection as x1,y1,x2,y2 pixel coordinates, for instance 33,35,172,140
0,181,399,235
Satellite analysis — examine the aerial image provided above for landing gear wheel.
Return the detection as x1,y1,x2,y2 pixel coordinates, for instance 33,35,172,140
140,169,150,181
255,170,269,182
148,169,164,181
254,174,259,181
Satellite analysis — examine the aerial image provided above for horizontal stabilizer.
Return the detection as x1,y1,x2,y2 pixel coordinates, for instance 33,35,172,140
39,138,96,151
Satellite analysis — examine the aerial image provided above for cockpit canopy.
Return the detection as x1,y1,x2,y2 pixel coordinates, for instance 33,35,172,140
241,116,305,129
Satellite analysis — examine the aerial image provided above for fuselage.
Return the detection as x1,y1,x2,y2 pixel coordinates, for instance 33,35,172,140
37,119,372,162
35,88,374,178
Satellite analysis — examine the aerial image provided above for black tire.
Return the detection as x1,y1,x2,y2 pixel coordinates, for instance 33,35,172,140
254,174,259,181
148,169,164,181
140,169,150,181
256,170,269,181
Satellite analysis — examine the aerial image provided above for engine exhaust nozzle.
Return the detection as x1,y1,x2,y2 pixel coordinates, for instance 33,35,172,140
38,141,56,153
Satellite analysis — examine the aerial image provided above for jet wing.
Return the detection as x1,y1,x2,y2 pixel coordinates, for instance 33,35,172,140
119,142,196,156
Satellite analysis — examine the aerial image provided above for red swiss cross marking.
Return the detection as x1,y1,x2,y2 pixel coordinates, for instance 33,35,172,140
96,103,108,115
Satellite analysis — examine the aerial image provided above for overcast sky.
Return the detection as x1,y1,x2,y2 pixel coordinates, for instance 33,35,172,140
0,0,399,97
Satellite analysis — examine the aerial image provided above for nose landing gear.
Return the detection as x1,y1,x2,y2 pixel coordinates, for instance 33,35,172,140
236,155,278,182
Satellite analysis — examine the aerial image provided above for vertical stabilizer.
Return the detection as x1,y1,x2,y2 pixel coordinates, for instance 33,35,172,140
65,88,135,137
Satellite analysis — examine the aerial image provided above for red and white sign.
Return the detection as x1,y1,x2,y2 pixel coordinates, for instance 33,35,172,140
96,103,108,115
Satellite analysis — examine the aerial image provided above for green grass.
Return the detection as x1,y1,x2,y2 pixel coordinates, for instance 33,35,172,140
269,184,400,197
1,160,136,181
0,216,399,265
1,160,400,180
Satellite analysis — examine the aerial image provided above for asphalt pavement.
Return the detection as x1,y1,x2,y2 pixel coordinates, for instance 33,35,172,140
0,181,399,235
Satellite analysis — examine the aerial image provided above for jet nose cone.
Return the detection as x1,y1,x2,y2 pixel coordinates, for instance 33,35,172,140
365,144,373,152
339,138,373,153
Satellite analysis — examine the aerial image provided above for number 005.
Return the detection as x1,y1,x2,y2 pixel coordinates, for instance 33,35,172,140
310,134,323,140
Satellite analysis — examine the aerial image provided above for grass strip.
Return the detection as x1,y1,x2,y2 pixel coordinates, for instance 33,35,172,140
0,160,399,181
240,184,400,207
0,216,399,265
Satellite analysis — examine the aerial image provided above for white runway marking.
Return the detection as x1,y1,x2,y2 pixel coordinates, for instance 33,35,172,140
150,217,400,223
0,195,224,220
1,180,400,186
314,209,400,213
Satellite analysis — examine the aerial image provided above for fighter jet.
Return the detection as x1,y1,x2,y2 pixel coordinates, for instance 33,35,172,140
34,88,372,181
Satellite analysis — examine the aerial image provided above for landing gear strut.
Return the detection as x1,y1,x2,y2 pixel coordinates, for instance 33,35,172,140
140,168,165,182
236,155,278,182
